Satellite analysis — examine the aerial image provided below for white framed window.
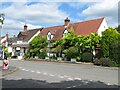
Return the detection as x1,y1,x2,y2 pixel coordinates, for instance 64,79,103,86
47,32,53,40
63,30,68,38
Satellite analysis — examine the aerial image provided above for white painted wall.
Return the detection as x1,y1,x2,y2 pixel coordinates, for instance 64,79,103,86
1,36,6,44
47,32,53,40
64,30,68,34
63,30,68,38
97,18,108,36
8,46,12,53
17,41,23,44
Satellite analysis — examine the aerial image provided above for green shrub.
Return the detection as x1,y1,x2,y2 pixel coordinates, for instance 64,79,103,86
99,58,113,67
6,52,12,57
38,52,47,59
81,52,93,62
94,58,101,65
64,47,78,60
24,52,30,59
109,41,120,65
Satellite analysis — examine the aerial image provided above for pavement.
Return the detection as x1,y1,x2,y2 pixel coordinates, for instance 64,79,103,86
0,66,19,76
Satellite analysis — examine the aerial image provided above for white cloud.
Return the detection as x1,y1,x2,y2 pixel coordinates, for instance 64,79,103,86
0,2,68,37
79,0,119,27
1,18,41,37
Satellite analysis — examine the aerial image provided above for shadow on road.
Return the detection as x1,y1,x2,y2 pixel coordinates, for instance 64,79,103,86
2,78,119,89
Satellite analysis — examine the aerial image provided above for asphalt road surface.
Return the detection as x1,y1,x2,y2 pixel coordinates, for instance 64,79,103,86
1,59,119,89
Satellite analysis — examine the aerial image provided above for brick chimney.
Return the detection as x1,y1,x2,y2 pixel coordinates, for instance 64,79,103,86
24,24,28,32
6,32,8,40
64,17,70,26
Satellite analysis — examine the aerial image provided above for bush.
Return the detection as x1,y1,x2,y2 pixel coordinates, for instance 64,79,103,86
99,58,113,67
5,52,12,57
93,58,101,65
64,47,78,60
38,52,47,59
81,52,93,62
24,52,30,59
109,41,120,65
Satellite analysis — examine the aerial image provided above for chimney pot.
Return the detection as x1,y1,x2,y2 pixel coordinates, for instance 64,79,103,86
24,24,28,32
64,17,70,26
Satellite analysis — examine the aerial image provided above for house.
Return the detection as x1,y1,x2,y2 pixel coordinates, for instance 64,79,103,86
40,17,108,41
12,24,43,59
39,17,108,57
0,33,17,59
12,17,108,60
0,33,8,47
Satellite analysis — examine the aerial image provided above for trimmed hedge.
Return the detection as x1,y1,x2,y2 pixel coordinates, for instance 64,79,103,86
109,41,120,65
81,52,93,62
94,58,113,67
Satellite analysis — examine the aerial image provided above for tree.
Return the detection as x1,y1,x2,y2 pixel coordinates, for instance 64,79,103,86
101,27,120,58
52,28,101,61
26,35,48,58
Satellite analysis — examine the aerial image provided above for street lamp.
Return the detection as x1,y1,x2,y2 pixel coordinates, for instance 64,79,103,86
0,13,5,46
0,14,5,59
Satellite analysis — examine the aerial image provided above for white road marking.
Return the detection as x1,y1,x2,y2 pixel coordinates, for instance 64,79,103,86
31,70,35,72
72,85,76,87
68,78,73,80
63,75,70,77
74,77,82,80
36,71,41,74
107,83,112,85
66,87,71,88
49,74,55,77
24,69,29,71
58,75,64,78
43,72,47,75
90,80,93,81
22,69,25,70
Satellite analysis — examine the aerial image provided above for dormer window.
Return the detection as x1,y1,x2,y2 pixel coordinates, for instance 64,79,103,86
63,29,68,38
47,32,53,40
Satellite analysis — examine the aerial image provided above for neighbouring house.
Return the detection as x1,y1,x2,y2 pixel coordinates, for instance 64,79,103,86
12,24,43,59
0,33,8,47
0,33,16,53
11,17,108,60
0,33,16,59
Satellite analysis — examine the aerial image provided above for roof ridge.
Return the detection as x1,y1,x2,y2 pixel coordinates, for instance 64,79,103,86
42,17,105,29
27,28,43,31
74,17,105,24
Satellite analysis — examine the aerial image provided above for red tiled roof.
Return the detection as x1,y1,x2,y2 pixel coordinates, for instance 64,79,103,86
40,17,105,40
40,26,65,39
0,36,5,40
74,17,104,35
17,28,43,42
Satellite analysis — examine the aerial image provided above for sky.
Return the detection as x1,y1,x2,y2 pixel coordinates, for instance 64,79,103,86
0,0,119,37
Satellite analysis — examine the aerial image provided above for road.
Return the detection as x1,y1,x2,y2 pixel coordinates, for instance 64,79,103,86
1,59,119,89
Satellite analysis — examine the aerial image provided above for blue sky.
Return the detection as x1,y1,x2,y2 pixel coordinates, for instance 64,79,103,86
0,0,119,37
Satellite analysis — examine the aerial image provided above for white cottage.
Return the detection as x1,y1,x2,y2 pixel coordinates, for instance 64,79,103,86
12,24,43,60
